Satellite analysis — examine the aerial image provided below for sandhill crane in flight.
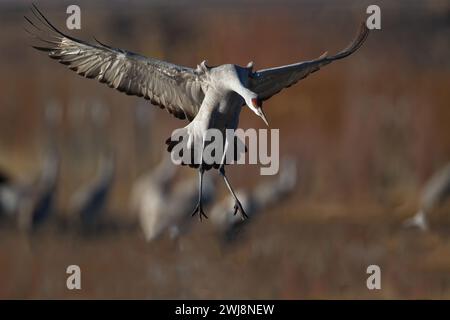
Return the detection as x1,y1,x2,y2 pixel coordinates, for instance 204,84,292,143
403,163,450,231
26,5,370,219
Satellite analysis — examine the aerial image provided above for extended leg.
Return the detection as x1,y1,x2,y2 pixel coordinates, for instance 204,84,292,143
218,133,248,220
191,166,208,220
219,166,248,220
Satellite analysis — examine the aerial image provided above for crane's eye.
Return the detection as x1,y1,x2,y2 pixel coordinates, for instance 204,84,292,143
251,98,262,107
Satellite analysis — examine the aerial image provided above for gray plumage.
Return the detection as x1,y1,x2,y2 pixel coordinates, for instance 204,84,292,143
26,5,203,121
69,101,115,227
26,5,368,123
27,5,369,219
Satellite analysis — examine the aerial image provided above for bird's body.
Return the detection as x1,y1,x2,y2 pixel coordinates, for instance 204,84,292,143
27,4,369,219
166,75,246,170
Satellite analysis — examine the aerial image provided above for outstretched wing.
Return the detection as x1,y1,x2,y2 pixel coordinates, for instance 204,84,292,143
249,23,369,101
25,4,204,121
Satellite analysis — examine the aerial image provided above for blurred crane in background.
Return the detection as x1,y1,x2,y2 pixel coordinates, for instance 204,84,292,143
17,101,61,231
0,168,31,223
130,155,216,242
17,150,59,231
0,168,13,219
404,162,450,231
210,158,297,242
69,101,115,229
69,151,115,229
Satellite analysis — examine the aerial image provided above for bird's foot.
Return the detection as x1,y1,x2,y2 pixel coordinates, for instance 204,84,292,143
191,202,208,221
233,200,248,220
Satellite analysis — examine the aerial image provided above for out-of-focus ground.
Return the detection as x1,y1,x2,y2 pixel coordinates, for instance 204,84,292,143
1,0,450,299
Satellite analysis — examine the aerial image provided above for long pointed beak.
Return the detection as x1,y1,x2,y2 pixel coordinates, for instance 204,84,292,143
258,107,269,126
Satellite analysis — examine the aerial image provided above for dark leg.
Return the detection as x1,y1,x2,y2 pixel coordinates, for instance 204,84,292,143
219,165,248,220
191,166,208,220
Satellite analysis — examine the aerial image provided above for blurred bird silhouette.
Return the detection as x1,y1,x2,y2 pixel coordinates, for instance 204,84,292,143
210,158,297,242
403,163,450,231
70,151,115,228
0,177,33,223
0,168,12,217
17,151,59,230
130,155,216,242
17,101,61,231
69,101,115,228
0,168,24,221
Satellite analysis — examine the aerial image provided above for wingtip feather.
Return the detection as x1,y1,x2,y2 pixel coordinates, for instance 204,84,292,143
327,21,370,61
32,45,52,52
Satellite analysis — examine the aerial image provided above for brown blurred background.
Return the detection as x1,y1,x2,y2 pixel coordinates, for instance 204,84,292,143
0,0,450,299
